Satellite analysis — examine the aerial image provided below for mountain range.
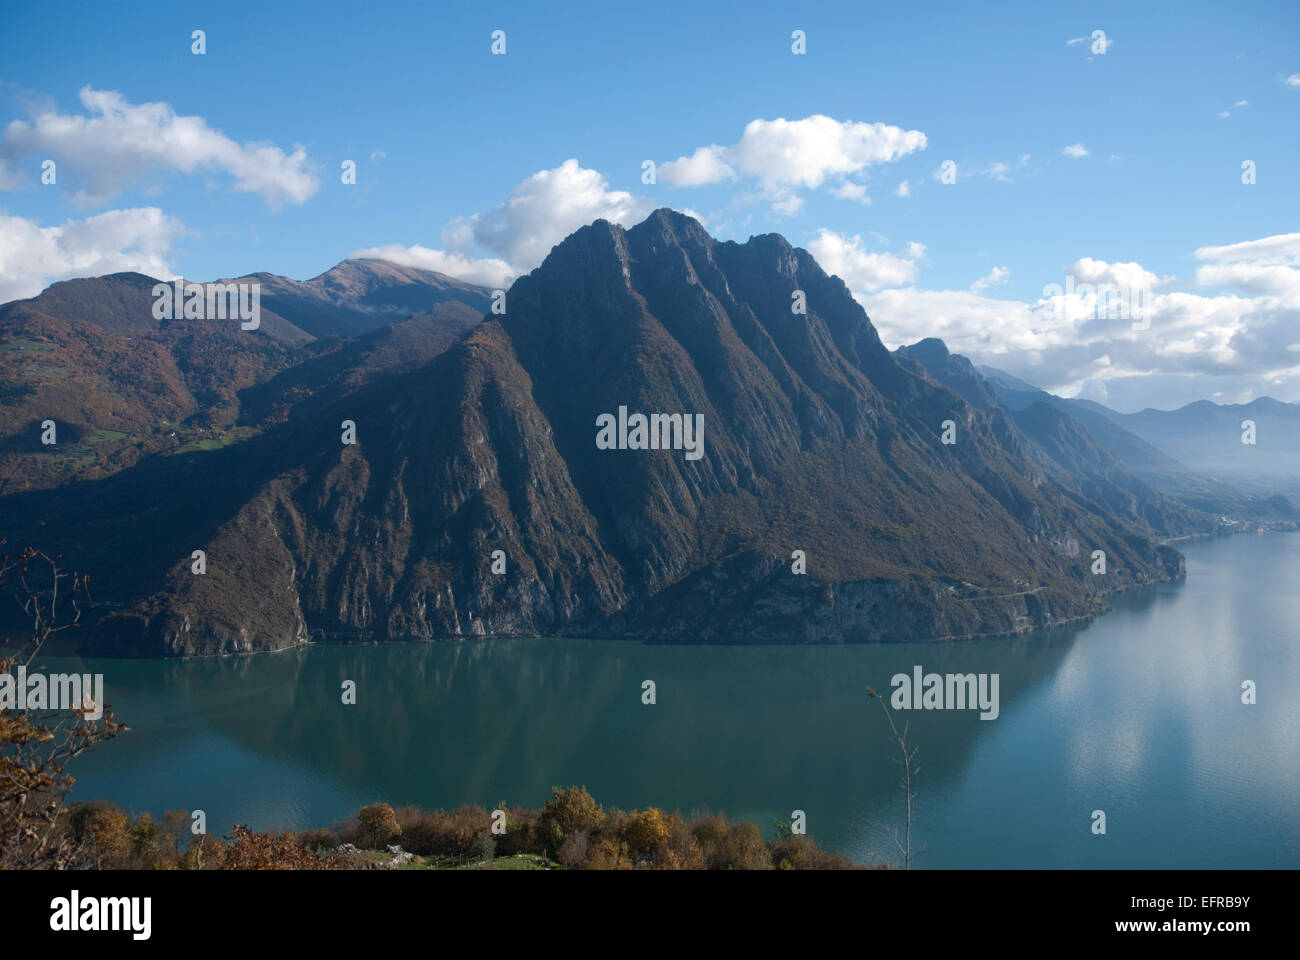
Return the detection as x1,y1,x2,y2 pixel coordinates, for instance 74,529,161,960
0,259,492,494
0,210,1292,657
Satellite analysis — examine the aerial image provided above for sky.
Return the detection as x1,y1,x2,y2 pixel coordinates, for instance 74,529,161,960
0,0,1297,412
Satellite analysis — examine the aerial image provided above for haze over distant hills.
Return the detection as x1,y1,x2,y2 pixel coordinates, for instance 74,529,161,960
978,363,1300,503
0,211,1292,657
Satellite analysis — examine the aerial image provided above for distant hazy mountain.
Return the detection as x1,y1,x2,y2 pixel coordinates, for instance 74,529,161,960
1,210,1189,656
979,366,1299,513
0,263,490,494
1094,398,1300,497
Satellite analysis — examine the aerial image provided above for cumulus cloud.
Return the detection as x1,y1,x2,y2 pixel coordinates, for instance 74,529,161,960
444,159,658,270
0,207,184,303
355,159,670,286
658,145,735,187
895,180,911,198
830,234,1300,410
659,115,925,212
807,229,923,291
1284,74,1300,87
1,87,319,208
1062,143,1089,158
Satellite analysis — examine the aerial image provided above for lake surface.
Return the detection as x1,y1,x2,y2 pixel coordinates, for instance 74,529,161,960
42,532,1300,867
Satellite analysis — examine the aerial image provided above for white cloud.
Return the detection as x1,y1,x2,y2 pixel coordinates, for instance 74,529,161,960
355,159,670,286
844,234,1300,410
1062,143,1089,158
347,243,514,289
0,207,184,303
729,116,926,190
895,180,911,198
447,159,658,269
658,145,735,187
971,265,1010,293
807,229,922,291
831,181,871,204
661,115,925,213
1284,74,1300,87
1068,256,1168,293
771,194,805,215
1,87,319,208
1194,232,1300,299
1195,232,1300,266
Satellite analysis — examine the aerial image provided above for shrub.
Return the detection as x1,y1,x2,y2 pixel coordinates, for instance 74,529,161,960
471,830,496,862
623,807,671,857
581,836,631,870
699,820,771,870
557,831,590,867
771,835,855,870
357,803,401,849
68,801,132,868
538,786,604,849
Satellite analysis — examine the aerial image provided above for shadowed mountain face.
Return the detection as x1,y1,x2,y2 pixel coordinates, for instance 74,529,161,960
897,339,1206,539
0,209,1191,657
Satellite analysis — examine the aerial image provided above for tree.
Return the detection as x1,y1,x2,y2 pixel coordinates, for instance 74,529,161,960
0,544,126,869
357,802,401,848
623,807,671,857
867,685,919,870
538,785,604,849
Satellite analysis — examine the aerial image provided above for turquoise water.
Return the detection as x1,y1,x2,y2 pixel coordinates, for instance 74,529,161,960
40,533,1300,867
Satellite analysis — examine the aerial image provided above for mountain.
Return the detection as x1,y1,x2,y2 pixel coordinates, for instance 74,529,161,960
979,366,1297,520
898,340,1205,539
0,264,491,494
0,210,1189,656
1096,398,1300,499
896,338,1001,411
234,258,494,339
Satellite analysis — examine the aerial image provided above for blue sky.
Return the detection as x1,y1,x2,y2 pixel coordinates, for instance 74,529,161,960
1,0,1298,411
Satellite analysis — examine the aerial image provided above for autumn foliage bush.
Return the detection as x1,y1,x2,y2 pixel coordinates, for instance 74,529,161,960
44,787,858,870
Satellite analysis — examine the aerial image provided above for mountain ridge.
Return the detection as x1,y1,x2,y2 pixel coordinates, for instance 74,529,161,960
1,209,1196,656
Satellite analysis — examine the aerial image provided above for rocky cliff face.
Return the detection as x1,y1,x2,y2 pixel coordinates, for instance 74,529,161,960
6,210,1189,656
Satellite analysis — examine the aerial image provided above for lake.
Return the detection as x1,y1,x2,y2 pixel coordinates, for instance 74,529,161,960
41,532,1300,867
